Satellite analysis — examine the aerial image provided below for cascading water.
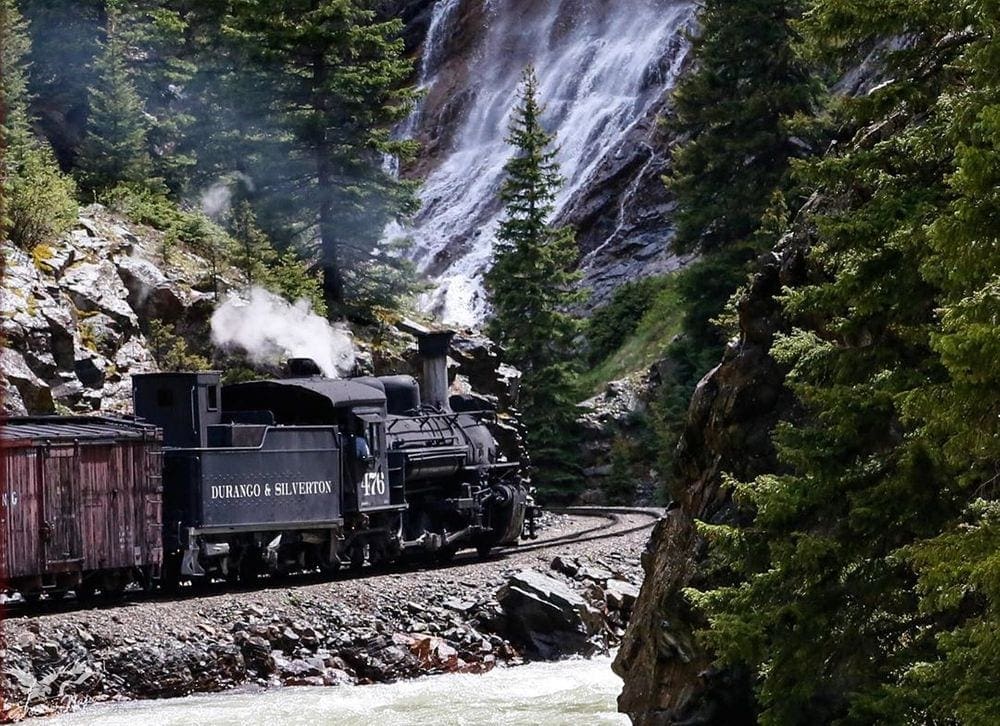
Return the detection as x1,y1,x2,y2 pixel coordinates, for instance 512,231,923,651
396,0,697,327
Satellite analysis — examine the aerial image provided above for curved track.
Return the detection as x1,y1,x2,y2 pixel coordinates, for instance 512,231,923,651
507,506,662,554
1,507,663,619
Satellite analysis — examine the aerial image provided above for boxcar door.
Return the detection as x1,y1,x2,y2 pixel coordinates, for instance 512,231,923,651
40,446,84,567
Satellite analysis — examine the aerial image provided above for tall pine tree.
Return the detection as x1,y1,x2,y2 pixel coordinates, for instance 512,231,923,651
77,0,154,194
689,2,999,722
485,67,583,502
654,0,819,492
222,0,417,316
1,0,76,249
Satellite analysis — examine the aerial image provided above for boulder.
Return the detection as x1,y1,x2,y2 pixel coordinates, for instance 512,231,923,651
0,348,53,413
496,569,603,659
116,255,186,323
605,579,640,615
62,260,138,330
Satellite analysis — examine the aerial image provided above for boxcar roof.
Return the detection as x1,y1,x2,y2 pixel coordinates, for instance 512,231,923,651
0,416,158,443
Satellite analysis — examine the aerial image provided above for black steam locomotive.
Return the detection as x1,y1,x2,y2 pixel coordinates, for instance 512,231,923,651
0,331,531,598
133,331,530,586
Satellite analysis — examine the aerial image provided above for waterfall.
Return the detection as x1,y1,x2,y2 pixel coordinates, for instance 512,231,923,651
398,0,698,327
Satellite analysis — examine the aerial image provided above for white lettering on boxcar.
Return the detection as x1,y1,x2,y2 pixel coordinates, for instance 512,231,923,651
1,490,19,508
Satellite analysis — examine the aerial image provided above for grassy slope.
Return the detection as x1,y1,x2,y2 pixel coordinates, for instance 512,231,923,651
579,275,685,395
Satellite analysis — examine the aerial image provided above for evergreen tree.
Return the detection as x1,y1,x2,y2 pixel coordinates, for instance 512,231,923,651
1,0,76,249
893,3,1000,720
655,0,819,493
222,0,417,315
20,0,104,169
115,2,199,193
689,3,999,722
485,67,583,502
77,0,154,194
228,199,327,314
229,200,278,288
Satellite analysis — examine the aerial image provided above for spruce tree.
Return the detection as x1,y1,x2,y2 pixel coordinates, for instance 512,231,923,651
77,0,153,194
654,0,819,493
688,3,999,722
894,4,1000,720
485,67,583,502
19,0,104,169
1,0,76,249
115,2,199,193
222,0,417,315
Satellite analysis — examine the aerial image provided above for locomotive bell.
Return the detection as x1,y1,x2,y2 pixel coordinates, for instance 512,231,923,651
416,330,455,412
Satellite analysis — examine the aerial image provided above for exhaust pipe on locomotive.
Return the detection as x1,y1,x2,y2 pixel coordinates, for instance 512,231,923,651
416,330,455,412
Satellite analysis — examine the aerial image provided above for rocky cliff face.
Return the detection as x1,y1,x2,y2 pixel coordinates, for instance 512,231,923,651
612,231,811,724
1,205,221,416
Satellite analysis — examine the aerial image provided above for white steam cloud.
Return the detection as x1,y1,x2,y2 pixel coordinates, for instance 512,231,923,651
200,172,255,220
210,287,356,378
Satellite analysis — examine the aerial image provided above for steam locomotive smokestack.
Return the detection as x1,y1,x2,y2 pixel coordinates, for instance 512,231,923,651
417,331,455,412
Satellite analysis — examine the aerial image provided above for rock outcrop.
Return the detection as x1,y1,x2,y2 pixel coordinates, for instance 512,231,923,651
613,234,810,724
1,205,222,416
577,372,660,505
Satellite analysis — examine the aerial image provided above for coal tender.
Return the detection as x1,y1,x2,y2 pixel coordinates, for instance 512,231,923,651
133,331,529,585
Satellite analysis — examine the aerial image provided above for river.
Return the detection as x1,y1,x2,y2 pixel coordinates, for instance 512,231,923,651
45,657,628,725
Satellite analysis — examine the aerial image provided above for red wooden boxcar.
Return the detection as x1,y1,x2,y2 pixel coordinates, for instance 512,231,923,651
0,417,162,599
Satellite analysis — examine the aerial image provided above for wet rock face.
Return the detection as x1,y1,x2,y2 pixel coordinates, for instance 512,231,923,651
613,237,810,725
0,205,217,416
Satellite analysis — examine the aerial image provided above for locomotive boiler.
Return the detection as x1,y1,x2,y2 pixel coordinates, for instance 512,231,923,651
131,330,529,586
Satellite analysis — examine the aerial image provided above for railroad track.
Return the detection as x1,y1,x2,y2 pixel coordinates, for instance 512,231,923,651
506,506,663,554
1,507,663,619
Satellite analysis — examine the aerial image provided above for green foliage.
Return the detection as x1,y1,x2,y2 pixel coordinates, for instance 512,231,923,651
668,0,819,255
221,0,418,314
650,0,822,497
604,436,641,506
1,0,77,249
228,200,277,288
579,274,684,394
77,2,154,194
266,249,327,318
688,2,1000,722
485,67,584,502
115,3,198,193
587,277,662,364
228,201,327,315
147,319,209,372
5,144,78,250
102,182,181,230
20,0,103,169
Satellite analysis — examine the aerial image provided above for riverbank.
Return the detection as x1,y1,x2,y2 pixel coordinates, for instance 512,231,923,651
0,513,651,721
46,656,629,726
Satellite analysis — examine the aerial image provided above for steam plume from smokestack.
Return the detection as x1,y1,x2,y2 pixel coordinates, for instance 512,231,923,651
210,287,355,377
200,172,255,220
